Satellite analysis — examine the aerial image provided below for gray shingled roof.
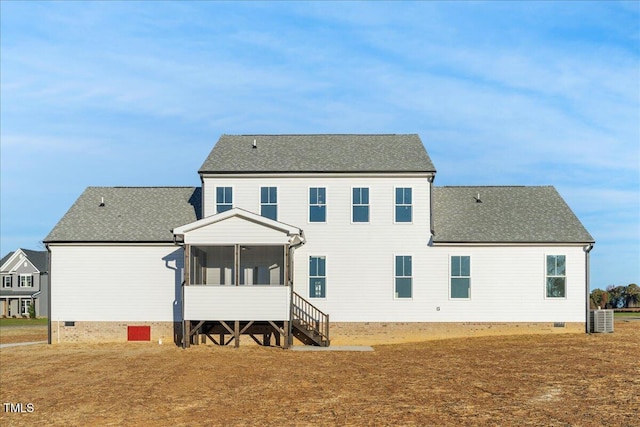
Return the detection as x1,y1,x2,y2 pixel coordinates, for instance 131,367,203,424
0,252,13,268
199,134,436,173
44,187,202,243
432,186,594,243
21,249,48,272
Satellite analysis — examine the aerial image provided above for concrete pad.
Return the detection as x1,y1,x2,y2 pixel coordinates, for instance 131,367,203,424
289,345,374,352
0,341,47,349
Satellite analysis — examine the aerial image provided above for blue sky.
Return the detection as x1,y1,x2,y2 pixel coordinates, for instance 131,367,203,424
1,1,638,289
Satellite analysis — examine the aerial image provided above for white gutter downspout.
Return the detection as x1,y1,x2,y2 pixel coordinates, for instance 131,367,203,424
584,243,594,334
428,175,435,237
45,243,52,344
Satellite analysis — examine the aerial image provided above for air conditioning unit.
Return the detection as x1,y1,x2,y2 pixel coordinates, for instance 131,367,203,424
590,309,614,333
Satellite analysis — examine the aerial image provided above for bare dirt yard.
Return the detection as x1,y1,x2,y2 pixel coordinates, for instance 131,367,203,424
1,321,638,427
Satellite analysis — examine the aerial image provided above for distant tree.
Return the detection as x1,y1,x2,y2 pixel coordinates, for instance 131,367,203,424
590,289,609,309
623,284,640,308
606,285,626,309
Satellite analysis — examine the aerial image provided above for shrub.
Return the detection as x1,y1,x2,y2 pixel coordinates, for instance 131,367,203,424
28,302,36,319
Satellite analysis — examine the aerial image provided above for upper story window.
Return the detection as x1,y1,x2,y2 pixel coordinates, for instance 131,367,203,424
260,187,278,220
2,276,12,288
395,255,412,298
546,255,566,298
450,256,471,299
216,187,233,213
395,188,412,223
19,275,33,288
309,256,326,298
309,187,326,223
352,187,369,223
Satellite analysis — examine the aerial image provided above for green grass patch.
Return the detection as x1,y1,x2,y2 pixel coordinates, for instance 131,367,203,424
614,311,640,318
0,317,48,327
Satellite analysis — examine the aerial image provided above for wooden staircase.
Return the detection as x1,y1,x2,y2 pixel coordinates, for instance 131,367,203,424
291,291,330,347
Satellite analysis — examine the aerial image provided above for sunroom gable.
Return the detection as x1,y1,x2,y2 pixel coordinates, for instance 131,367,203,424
173,208,304,245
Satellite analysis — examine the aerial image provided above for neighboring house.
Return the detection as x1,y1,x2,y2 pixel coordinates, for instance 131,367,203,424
44,134,594,346
0,248,49,318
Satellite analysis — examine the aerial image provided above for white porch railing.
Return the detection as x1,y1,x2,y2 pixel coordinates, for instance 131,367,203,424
183,285,290,321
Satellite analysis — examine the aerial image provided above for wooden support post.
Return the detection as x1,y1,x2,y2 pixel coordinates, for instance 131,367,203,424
184,320,190,349
283,320,290,349
234,320,240,348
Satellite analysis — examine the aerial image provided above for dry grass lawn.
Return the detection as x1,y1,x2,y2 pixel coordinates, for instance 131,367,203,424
1,321,638,426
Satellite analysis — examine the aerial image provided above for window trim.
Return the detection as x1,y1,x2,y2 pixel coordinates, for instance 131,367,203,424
394,187,413,224
19,274,33,288
308,255,327,299
545,254,567,299
394,254,413,299
351,186,370,224
308,187,327,223
2,276,12,288
259,186,278,221
449,255,471,300
215,186,233,214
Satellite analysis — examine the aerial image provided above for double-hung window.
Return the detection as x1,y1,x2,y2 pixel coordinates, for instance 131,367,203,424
309,187,326,222
352,187,369,223
395,188,412,223
450,256,471,299
19,275,33,288
309,256,326,298
546,255,566,298
395,255,412,298
260,187,278,220
2,276,11,288
216,187,233,213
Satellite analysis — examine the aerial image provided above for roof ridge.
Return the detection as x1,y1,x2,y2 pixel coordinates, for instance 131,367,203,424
225,133,417,136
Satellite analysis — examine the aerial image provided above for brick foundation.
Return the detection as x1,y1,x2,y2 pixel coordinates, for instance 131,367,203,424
50,321,181,345
49,320,584,346
328,322,585,346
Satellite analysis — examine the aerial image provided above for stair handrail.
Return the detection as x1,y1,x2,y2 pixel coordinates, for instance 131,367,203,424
291,291,329,344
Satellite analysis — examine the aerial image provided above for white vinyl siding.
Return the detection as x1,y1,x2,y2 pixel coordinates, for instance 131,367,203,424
49,245,181,322
199,175,585,323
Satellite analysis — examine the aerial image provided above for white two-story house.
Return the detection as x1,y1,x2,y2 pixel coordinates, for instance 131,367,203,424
44,134,594,346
